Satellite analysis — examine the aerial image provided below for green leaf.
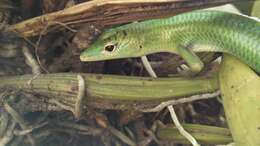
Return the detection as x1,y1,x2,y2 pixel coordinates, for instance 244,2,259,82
219,55,260,146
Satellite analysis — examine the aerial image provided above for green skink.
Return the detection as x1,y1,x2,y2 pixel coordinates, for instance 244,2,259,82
80,10,260,73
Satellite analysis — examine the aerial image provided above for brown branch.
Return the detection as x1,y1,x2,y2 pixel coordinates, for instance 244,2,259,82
7,0,251,37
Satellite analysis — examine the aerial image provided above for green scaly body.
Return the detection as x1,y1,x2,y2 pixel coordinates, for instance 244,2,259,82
80,10,260,73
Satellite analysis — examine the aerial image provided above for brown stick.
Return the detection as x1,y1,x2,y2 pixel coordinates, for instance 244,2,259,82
7,0,252,37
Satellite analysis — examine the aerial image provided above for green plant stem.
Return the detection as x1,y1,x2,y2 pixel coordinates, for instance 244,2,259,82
156,124,232,145
0,73,218,110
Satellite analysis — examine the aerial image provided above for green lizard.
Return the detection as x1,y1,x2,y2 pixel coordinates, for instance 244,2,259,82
80,10,260,73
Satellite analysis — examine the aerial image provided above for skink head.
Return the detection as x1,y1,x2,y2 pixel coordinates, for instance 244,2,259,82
80,25,148,62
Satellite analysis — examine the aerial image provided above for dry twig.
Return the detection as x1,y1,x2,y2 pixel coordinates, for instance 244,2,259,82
7,0,248,37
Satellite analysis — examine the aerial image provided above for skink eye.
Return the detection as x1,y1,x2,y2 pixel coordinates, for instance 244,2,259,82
104,43,117,52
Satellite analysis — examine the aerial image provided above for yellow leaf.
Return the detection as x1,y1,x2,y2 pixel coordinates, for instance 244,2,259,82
219,55,260,146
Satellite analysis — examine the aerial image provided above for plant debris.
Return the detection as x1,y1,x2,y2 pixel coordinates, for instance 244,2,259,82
0,0,258,146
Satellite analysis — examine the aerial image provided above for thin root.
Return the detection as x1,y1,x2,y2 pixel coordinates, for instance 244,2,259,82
142,91,220,112
168,106,200,146
141,55,201,146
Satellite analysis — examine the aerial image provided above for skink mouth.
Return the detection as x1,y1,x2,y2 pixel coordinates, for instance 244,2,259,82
80,54,113,62
79,55,99,62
